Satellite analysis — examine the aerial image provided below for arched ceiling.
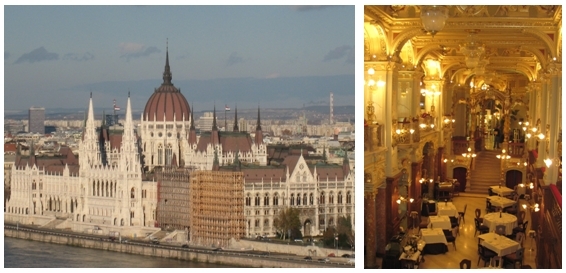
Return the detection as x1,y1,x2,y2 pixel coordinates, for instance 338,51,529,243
365,5,562,86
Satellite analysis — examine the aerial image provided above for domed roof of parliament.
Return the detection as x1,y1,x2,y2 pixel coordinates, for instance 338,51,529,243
143,47,191,122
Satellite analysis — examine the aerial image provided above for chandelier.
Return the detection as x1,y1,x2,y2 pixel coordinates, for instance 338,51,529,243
420,6,449,37
460,32,485,69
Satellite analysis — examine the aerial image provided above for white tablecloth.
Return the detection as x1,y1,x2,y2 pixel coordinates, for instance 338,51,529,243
478,232,520,256
483,212,517,235
437,202,458,217
490,186,514,197
420,228,448,245
399,250,421,262
428,215,452,230
487,196,516,208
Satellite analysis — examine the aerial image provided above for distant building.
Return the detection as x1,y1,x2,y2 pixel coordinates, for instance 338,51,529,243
28,107,45,134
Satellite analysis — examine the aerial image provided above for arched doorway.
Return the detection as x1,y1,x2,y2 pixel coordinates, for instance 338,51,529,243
453,167,467,192
505,170,522,189
303,219,312,237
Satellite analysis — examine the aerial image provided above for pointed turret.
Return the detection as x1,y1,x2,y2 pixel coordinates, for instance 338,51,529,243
212,148,220,171
212,105,218,131
210,105,220,145
233,106,239,132
188,104,197,145
255,106,263,145
163,39,172,85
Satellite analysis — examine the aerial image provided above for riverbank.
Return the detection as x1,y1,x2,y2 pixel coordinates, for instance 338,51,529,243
4,226,350,268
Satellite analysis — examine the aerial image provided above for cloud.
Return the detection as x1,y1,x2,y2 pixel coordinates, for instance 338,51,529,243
290,6,340,12
14,47,59,64
323,45,354,64
5,51,9,60
63,52,95,62
226,52,244,66
118,43,160,61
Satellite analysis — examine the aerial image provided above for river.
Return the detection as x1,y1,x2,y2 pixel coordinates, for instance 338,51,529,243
4,237,233,268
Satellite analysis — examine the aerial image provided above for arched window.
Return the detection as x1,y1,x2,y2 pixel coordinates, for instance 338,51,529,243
329,217,334,226
297,195,301,206
320,191,325,204
131,188,135,199
329,192,334,204
273,193,279,206
310,193,314,205
338,192,343,204
165,144,173,165
254,193,260,206
346,191,352,204
157,144,163,165
245,194,251,206
290,194,295,206
319,217,325,226
264,193,269,206
303,194,307,206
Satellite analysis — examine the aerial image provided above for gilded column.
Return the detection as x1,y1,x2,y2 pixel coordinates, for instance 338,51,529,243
545,62,561,185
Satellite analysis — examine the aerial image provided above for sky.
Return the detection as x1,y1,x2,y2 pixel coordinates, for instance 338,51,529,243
4,5,354,112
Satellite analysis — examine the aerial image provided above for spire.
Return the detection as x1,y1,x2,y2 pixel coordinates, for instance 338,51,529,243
190,103,195,130
188,104,197,145
212,105,218,131
162,39,172,85
233,106,239,132
256,105,262,131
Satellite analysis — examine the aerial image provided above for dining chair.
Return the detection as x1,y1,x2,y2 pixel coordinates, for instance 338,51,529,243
515,232,525,248
475,208,483,223
474,218,489,236
400,258,417,269
490,256,503,268
477,244,496,267
503,247,525,268
495,225,506,235
459,259,472,269
419,215,429,231
486,200,496,213
488,188,495,196
504,203,518,215
458,204,467,224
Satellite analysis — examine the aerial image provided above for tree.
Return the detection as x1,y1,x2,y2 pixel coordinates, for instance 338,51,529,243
336,215,355,249
273,208,302,240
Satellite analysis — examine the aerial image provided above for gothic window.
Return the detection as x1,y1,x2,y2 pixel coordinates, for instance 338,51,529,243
295,173,300,182
320,191,325,204
329,192,334,204
245,194,251,206
329,217,334,226
255,219,260,227
273,193,279,206
303,193,307,206
165,144,172,166
290,194,295,206
310,193,314,205
338,191,343,204
347,191,352,204
158,144,163,165
264,193,269,206
319,217,325,226
131,188,135,199
297,195,301,206
255,193,260,206
264,219,269,227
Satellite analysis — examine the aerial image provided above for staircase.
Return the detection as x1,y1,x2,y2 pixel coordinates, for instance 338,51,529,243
467,150,502,195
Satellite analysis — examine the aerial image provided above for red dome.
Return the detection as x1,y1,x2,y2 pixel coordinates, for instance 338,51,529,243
143,47,191,122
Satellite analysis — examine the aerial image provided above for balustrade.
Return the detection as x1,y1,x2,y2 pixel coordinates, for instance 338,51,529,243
507,143,525,158
452,138,469,156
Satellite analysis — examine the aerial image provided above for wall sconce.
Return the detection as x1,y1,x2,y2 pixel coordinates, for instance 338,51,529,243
522,203,540,212
544,158,552,168
516,161,528,166
397,196,415,204
529,182,534,189
462,147,476,158
496,149,511,160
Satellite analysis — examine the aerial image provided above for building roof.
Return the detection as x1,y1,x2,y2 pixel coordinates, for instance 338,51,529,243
196,131,254,153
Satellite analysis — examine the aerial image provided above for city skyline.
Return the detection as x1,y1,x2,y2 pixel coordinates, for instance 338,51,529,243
4,5,355,111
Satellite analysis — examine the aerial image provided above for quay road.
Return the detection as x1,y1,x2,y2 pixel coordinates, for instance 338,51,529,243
5,223,354,268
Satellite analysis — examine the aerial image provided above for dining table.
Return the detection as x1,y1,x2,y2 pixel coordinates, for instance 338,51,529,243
482,212,518,235
478,232,520,257
437,202,458,217
427,215,452,230
419,228,448,254
487,196,516,208
490,186,514,197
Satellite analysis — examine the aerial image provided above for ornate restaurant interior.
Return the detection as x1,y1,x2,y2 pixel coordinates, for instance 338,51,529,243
363,5,562,269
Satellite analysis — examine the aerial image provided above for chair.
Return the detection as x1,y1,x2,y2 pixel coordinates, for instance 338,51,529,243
495,225,506,235
475,208,483,223
504,203,518,215
458,204,467,224
477,244,497,267
426,202,438,216
459,259,472,269
488,188,496,196
515,232,525,247
512,220,528,237
400,259,417,269
474,218,489,236
503,247,525,268
486,200,496,213
490,256,503,268
449,216,460,230
419,216,429,231
444,227,457,251
453,181,461,197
